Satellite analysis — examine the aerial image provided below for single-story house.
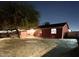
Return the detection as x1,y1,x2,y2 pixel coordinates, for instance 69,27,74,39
19,22,69,39
36,22,69,39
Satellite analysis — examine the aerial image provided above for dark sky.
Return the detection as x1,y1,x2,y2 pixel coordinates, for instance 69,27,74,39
28,1,79,31
0,1,79,31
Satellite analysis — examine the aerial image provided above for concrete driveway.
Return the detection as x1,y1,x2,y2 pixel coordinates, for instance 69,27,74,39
43,39,78,57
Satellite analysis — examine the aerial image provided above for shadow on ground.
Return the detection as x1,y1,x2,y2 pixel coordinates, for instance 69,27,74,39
42,39,79,57
61,46,79,57
61,38,79,57
42,46,71,57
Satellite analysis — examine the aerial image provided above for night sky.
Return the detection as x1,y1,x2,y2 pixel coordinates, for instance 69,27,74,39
1,1,79,31
28,1,79,31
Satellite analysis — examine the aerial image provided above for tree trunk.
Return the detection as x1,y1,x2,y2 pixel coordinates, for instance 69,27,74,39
15,28,20,38
7,29,10,37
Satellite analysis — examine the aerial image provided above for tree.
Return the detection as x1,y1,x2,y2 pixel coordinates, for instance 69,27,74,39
0,2,39,37
44,22,50,26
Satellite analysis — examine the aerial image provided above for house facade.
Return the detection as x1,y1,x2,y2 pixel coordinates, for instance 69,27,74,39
19,22,69,39
36,22,69,39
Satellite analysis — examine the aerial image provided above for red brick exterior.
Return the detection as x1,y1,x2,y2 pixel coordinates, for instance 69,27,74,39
56,27,62,38
38,24,69,39
42,28,51,38
40,27,63,38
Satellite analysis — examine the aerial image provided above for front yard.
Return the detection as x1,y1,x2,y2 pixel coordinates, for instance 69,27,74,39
0,38,57,57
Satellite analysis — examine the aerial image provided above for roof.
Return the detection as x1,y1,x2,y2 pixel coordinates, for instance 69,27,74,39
38,22,69,28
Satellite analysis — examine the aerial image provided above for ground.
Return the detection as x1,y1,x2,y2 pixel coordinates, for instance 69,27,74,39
0,38,78,57
0,38,57,57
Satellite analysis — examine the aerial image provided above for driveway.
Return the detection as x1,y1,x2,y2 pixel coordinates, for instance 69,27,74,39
43,39,78,57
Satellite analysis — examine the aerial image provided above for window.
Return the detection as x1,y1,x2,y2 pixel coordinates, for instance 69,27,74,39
51,28,56,34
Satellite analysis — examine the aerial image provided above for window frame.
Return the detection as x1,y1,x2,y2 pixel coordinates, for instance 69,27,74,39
51,28,57,34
